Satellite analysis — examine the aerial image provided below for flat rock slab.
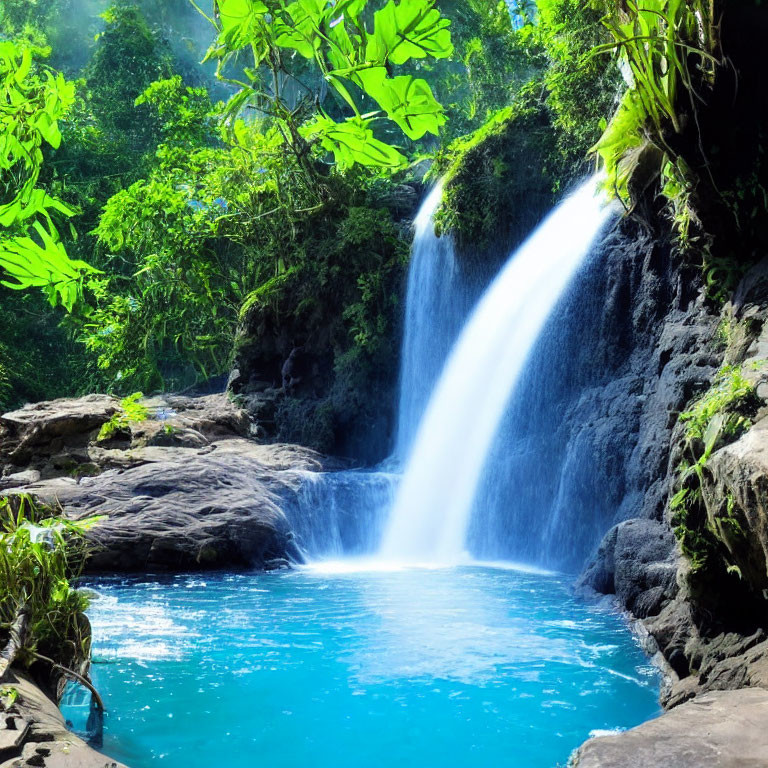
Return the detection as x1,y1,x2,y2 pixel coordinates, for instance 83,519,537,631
0,672,126,768
0,395,119,434
19,440,326,571
0,720,29,757
572,688,768,767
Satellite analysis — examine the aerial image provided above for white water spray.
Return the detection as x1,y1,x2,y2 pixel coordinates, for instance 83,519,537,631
395,182,464,459
379,177,614,563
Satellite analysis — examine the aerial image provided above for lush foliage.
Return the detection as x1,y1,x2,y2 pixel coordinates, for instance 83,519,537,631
428,0,619,257
0,291,91,412
1,0,594,411
671,364,759,585
0,494,103,670
534,0,620,175
0,41,98,310
199,0,454,171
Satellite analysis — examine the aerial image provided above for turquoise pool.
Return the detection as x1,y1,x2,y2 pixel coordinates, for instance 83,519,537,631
63,564,660,768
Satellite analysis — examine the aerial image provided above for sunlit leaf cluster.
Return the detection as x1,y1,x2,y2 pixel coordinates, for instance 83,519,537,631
199,0,453,169
590,0,718,232
0,41,99,311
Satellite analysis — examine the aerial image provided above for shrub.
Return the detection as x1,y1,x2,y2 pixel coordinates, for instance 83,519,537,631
0,494,104,675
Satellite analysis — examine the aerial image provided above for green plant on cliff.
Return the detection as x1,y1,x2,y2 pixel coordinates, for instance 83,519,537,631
426,0,621,258
431,94,557,256
97,392,150,441
671,364,759,577
680,365,755,450
589,0,719,234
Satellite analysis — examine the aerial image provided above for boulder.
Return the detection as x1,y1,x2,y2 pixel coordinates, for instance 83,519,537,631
571,688,768,767
0,390,350,573
19,440,323,572
0,470,41,491
578,518,678,618
0,395,120,470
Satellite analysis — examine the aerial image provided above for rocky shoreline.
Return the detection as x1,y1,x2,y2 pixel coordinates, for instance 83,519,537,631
0,671,126,768
570,253,768,762
0,393,344,574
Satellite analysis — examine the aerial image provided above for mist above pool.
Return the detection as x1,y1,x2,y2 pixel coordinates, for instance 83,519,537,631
64,566,659,768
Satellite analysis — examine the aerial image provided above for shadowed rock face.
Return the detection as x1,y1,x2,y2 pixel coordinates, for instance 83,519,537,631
577,518,678,619
572,688,768,768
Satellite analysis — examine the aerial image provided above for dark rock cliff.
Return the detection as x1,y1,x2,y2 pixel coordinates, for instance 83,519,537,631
469,216,720,572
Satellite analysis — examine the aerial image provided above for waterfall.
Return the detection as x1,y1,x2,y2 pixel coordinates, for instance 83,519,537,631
395,183,472,460
282,469,398,559
379,177,614,563
283,185,473,562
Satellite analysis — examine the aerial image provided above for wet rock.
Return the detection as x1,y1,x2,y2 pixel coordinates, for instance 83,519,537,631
0,671,126,768
578,518,678,618
0,390,345,572
19,440,324,572
147,393,252,440
571,688,768,767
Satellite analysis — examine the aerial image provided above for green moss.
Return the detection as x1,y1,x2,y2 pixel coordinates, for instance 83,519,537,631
671,364,759,592
433,98,558,258
275,398,336,455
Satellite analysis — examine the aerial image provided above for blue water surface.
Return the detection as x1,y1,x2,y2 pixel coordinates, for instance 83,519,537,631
63,565,660,768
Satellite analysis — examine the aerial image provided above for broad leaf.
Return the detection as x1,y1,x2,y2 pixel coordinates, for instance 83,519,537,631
367,0,453,66
355,68,445,139
301,116,407,169
217,0,269,52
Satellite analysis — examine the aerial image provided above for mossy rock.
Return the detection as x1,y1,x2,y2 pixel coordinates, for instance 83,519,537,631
434,98,558,262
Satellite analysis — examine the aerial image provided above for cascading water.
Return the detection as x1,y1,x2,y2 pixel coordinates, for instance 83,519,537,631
380,177,615,563
284,183,473,561
394,183,473,459
282,469,397,559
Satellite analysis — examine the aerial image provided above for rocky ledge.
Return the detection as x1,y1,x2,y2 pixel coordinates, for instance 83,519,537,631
0,393,341,572
0,671,125,768
575,258,768,762
572,688,768,767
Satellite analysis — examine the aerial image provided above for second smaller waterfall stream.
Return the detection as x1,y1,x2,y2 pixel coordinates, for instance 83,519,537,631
380,177,615,563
